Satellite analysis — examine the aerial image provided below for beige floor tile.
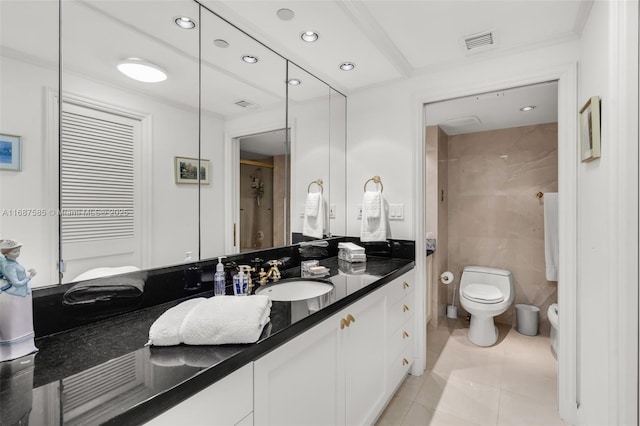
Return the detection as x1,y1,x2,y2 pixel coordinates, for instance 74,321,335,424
402,401,484,426
376,394,413,426
394,374,425,402
497,389,565,426
414,372,500,426
429,342,504,388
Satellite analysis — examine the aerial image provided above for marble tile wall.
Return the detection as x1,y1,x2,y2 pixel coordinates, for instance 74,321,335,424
426,126,449,325
447,123,558,334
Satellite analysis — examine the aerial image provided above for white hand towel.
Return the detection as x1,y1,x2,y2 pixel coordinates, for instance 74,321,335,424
543,192,559,281
303,194,325,239
148,298,207,346
360,191,387,242
362,191,381,219
304,192,321,218
180,295,271,345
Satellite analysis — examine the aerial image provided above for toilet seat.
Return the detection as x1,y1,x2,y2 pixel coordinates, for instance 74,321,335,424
462,283,504,304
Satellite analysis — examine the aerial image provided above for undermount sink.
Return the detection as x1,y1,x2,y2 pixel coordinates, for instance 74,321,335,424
255,278,334,301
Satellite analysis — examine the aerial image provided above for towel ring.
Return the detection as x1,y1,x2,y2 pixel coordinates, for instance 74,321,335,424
364,176,383,193
308,179,324,194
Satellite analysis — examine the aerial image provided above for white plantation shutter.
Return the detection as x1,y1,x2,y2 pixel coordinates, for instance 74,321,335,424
61,106,135,243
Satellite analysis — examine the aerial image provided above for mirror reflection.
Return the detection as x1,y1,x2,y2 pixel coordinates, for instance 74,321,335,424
0,0,346,288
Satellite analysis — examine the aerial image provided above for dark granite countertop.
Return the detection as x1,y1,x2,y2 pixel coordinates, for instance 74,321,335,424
1,256,414,426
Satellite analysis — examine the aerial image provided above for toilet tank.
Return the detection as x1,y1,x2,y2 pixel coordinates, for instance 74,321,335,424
460,266,514,296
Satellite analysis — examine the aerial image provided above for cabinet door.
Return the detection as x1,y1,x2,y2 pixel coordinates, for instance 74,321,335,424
145,363,253,426
254,311,344,426
342,291,387,426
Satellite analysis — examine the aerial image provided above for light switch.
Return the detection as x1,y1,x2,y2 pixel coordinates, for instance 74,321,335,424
329,204,336,219
389,204,404,220
357,204,362,220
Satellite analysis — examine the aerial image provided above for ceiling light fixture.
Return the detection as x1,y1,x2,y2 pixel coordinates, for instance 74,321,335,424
277,8,295,21
174,16,196,29
520,105,536,111
339,62,355,71
214,39,229,48
300,31,319,42
242,55,259,64
288,78,301,86
117,59,167,83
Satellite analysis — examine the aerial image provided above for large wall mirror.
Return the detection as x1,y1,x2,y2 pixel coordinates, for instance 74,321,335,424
0,0,346,287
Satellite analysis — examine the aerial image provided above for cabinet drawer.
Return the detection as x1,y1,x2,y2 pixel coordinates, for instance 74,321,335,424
387,346,413,393
387,291,415,335
386,270,415,305
388,314,414,362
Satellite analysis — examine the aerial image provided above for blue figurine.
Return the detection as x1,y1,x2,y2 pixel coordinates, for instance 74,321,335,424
0,239,38,362
0,239,36,296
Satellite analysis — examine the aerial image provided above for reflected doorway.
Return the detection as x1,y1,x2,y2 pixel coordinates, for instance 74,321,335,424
237,129,289,252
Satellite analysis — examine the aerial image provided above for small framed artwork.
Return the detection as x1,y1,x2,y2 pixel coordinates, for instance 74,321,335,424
579,96,601,162
174,156,210,184
0,133,22,171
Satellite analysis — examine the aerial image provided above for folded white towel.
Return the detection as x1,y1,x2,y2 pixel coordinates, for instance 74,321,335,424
303,193,325,239
362,191,381,219
360,191,387,242
180,295,271,345
304,192,321,218
148,295,271,346
148,298,206,346
337,242,365,254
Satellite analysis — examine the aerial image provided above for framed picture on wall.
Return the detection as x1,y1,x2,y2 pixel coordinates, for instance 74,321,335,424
579,96,601,162
174,156,211,184
0,133,22,171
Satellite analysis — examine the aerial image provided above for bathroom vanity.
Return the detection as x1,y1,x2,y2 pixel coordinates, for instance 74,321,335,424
1,242,415,426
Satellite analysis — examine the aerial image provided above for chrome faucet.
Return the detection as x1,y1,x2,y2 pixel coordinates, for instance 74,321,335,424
258,260,282,285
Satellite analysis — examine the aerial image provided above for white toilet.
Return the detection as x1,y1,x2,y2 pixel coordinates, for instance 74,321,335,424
547,303,559,357
459,266,515,346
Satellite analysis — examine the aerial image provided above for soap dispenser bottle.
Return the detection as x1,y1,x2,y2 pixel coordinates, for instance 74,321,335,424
183,251,201,291
214,256,226,296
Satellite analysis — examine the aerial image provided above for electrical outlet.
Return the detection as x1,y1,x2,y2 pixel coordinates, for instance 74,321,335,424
329,204,336,219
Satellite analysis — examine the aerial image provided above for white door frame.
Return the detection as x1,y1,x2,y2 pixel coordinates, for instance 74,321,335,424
413,63,579,424
224,120,292,254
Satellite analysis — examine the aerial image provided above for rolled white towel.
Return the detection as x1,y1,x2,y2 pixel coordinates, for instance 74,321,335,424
180,295,271,345
148,298,207,346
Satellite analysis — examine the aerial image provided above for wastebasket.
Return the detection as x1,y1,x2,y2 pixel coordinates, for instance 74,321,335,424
515,304,539,336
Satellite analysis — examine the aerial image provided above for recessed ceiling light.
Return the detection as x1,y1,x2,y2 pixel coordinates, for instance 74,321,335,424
214,39,229,48
520,105,536,111
300,31,319,42
117,59,167,83
339,62,355,71
242,55,259,64
288,78,301,86
174,16,196,29
277,8,295,21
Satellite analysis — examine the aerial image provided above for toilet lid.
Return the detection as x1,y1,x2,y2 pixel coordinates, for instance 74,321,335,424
462,283,504,303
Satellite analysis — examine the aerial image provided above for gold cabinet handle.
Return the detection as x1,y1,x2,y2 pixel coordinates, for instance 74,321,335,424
346,314,355,324
340,318,349,329
403,282,410,289
402,305,410,312
402,331,409,339
402,358,409,366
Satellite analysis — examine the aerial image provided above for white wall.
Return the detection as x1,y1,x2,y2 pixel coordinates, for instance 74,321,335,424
576,1,638,424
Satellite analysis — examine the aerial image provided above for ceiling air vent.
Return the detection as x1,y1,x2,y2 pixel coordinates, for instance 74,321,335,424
234,99,254,108
462,29,497,52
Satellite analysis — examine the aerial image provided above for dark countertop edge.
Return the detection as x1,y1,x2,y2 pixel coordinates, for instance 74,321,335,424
104,261,415,426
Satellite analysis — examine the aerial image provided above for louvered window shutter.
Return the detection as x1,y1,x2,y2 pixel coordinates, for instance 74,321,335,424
61,104,135,243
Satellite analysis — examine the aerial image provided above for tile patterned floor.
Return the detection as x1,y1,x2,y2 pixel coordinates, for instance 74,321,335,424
376,319,565,426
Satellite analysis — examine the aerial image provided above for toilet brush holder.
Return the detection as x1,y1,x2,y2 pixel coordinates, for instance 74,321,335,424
446,305,458,319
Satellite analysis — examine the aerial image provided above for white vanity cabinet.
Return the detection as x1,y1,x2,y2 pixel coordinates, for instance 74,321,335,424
254,268,415,426
144,363,253,426
384,269,416,390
